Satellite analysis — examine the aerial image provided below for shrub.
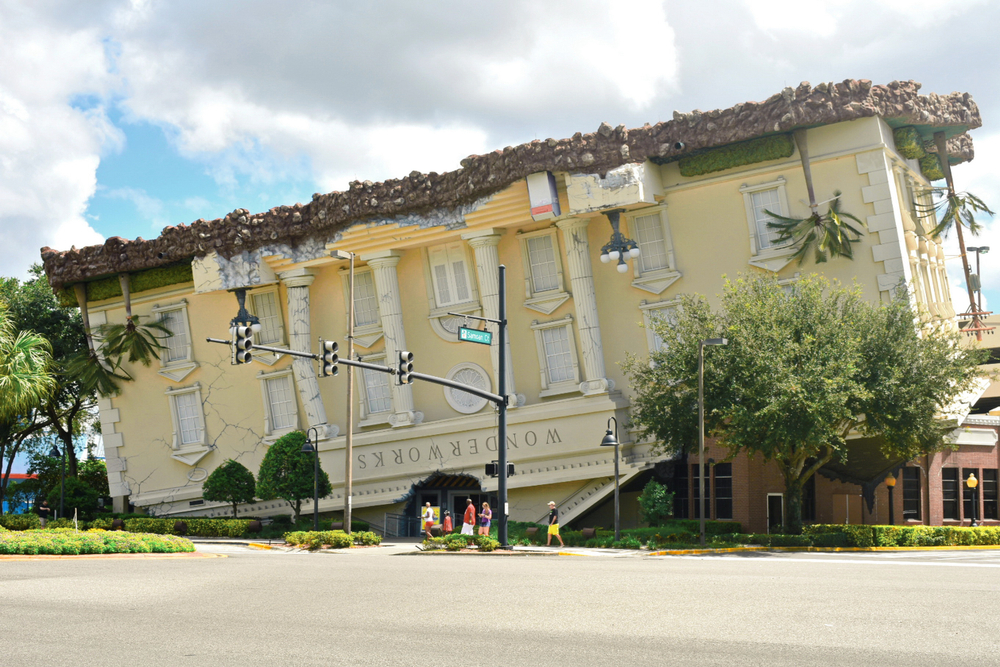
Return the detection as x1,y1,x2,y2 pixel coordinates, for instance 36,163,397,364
620,536,642,549
475,535,500,552
202,459,257,518
768,534,811,547
637,480,674,527
0,513,40,530
46,478,100,521
810,533,849,548
353,531,382,546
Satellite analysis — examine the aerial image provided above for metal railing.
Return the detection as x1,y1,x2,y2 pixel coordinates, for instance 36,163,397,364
384,513,420,538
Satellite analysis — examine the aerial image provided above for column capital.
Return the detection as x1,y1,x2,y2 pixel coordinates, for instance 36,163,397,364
278,268,316,288
461,229,504,247
556,216,591,233
360,249,403,268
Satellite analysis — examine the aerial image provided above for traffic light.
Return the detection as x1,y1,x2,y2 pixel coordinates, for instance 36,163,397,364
397,350,413,385
485,462,499,477
321,339,339,377
507,462,515,477
231,325,254,364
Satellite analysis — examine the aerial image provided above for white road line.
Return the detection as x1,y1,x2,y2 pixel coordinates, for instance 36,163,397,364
662,555,1000,568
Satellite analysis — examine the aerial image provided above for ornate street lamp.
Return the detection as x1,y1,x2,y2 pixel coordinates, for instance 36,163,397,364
301,426,321,531
699,337,727,547
598,209,641,274
884,473,896,525
599,417,621,542
967,472,979,527
48,444,65,519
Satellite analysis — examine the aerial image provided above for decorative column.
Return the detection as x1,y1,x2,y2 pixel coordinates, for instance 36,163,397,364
557,217,613,396
462,230,524,408
362,251,421,428
279,269,337,439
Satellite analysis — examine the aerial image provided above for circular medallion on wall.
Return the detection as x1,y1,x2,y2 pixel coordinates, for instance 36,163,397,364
444,362,492,414
187,467,208,482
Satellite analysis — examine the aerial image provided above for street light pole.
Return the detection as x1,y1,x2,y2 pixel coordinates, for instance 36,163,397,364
885,473,896,525
698,337,728,547
600,417,621,542
49,444,65,519
967,246,990,318
967,472,979,527
301,426,321,531
333,249,356,534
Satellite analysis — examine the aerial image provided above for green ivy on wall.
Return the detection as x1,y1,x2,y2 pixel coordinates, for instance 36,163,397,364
892,126,926,160
57,262,194,307
678,133,795,177
919,153,944,182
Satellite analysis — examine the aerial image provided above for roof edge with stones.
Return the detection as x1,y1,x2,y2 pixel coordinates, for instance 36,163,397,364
41,78,980,291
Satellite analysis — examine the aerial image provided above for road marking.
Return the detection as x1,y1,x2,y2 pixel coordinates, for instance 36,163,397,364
661,555,1000,568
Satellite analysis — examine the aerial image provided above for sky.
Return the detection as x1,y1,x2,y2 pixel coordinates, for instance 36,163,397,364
1,0,998,313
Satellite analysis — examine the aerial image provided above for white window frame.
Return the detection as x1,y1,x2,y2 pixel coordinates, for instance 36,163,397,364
530,315,580,397
165,382,208,452
248,287,285,366
151,299,198,382
423,243,482,342
639,299,681,354
623,206,682,295
427,242,477,309
443,362,492,414
341,267,383,349
355,352,392,426
518,228,570,315
257,367,299,440
740,177,797,272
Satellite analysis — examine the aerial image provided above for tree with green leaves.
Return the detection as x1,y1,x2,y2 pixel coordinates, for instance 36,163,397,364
637,479,674,527
623,274,986,534
202,459,257,518
256,431,331,523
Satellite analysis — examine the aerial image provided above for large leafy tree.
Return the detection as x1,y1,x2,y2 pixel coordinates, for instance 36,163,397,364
203,459,257,518
256,431,331,523
1,267,96,483
624,274,986,534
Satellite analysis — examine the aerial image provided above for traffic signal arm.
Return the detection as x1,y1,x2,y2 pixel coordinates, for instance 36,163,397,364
408,370,504,406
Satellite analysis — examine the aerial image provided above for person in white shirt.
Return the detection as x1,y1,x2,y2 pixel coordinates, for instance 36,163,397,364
422,502,436,539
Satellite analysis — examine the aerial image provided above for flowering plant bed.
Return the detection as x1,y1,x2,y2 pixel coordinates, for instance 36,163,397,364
0,528,195,555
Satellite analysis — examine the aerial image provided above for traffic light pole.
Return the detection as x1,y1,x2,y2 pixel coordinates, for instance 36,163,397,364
208,265,513,547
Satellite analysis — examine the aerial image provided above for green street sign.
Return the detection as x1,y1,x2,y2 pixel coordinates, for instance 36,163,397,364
458,326,493,345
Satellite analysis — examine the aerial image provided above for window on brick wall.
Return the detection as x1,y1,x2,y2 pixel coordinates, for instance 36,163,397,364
691,464,709,519
673,464,689,519
984,469,998,521
963,468,978,522
903,467,921,521
714,463,733,520
942,468,960,521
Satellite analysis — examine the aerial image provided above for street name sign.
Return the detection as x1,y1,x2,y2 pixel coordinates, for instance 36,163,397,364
458,326,493,345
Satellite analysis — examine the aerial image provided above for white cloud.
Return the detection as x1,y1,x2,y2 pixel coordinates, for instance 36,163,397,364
0,7,115,278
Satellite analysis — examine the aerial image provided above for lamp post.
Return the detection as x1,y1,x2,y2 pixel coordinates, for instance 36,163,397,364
884,473,896,525
967,472,979,527
967,246,990,318
600,417,621,542
48,443,65,519
301,426,321,531
698,337,728,547
332,249,356,533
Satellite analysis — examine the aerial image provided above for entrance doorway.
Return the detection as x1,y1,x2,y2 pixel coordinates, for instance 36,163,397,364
767,493,784,533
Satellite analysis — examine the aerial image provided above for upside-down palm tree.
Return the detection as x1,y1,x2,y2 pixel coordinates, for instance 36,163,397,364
764,129,866,265
0,299,55,423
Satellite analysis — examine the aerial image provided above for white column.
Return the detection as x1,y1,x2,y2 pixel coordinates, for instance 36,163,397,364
362,251,422,428
462,230,523,407
557,217,613,396
279,269,337,438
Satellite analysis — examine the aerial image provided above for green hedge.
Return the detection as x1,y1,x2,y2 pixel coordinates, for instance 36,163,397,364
804,524,1000,548
283,530,382,550
919,153,944,181
0,529,195,555
88,516,254,537
892,126,926,160
57,262,194,307
679,134,795,177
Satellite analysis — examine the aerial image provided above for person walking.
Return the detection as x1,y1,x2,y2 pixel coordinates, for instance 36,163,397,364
442,510,453,534
461,498,476,536
478,502,493,536
422,502,436,540
38,500,52,529
546,501,564,547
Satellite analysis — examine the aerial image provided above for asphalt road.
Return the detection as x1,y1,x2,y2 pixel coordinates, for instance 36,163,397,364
3,545,1000,666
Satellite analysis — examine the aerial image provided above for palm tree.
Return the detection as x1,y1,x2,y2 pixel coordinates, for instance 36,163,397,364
766,192,865,264
0,299,55,423
764,129,866,265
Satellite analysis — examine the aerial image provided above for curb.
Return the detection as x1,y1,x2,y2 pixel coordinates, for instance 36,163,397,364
647,544,1000,556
